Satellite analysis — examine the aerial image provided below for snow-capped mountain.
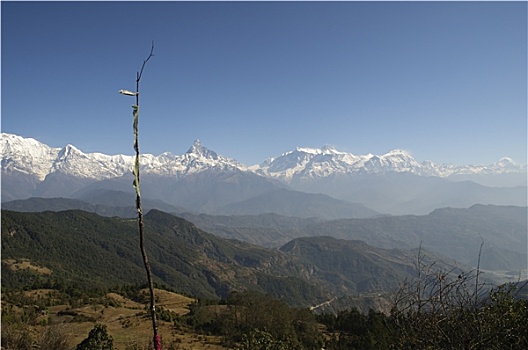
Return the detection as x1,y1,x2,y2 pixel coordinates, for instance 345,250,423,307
1,133,526,183
1,133,247,181
1,133,58,181
2,133,526,215
258,145,526,181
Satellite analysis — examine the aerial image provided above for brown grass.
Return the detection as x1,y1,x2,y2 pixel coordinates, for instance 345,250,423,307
148,288,195,315
3,259,52,274
17,288,227,350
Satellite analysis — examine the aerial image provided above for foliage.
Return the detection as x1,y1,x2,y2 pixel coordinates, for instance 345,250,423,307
187,291,324,349
313,246,528,350
156,306,181,323
1,323,33,350
1,322,70,350
388,245,528,349
1,279,526,350
315,283,528,350
240,329,289,350
316,308,395,349
76,324,114,350
1,209,329,304
2,209,527,349
389,283,528,349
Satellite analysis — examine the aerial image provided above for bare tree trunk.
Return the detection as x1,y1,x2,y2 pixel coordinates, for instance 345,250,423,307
130,42,161,350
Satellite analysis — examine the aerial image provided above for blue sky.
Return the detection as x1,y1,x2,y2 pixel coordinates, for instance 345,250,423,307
2,1,526,166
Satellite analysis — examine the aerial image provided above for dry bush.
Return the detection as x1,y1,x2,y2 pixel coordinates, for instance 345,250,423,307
391,245,528,349
39,324,71,350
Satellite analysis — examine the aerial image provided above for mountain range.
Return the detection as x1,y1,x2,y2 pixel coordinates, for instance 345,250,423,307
2,133,526,315
2,133,526,215
178,204,528,272
3,207,524,312
0,208,480,311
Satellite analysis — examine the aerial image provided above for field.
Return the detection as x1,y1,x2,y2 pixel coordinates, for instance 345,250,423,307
9,288,227,350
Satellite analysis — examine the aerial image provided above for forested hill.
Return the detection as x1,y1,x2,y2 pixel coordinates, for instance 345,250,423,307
1,209,323,305
1,209,448,309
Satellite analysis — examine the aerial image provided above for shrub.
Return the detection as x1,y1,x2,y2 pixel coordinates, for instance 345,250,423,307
76,324,114,350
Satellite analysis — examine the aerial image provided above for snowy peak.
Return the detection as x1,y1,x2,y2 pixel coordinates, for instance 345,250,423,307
495,157,516,169
320,144,338,153
1,133,525,184
259,145,526,180
261,146,420,178
1,133,58,180
186,139,219,160
294,145,344,156
179,139,245,175
57,144,84,161
377,149,422,172
0,134,248,181
383,149,412,158
261,146,344,176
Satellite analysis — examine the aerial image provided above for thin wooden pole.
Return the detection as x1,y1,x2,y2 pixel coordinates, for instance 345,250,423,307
131,42,160,350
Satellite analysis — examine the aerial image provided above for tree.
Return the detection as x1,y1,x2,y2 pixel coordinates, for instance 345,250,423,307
240,329,288,350
76,324,114,350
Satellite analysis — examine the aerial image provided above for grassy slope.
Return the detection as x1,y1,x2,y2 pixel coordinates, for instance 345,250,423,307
7,288,227,350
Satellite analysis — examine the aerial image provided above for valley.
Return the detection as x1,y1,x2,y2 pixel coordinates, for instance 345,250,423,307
2,207,527,349
2,133,527,349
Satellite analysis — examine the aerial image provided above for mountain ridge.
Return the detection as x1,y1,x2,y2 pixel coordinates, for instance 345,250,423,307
2,133,525,183
1,208,474,309
2,133,526,215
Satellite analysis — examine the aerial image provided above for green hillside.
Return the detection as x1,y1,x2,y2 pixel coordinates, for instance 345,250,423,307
1,209,329,306
2,209,527,350
1,209,450,309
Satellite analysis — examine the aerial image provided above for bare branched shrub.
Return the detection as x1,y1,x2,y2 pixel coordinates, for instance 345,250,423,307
1,323,33,350
38,324,71,350
391,245,528,349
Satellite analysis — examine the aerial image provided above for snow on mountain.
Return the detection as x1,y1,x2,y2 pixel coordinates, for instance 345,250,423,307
427,157,527,178
176,139,246,174
258,145,370,179
361,149,426,174
258,146,526,181
52,144,134,179
260,146,443,180
1,133,526,184
133,140,246,176
1,133,58,181
0,134,247,181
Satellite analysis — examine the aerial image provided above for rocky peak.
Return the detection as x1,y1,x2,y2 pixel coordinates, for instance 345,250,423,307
186,139,219,160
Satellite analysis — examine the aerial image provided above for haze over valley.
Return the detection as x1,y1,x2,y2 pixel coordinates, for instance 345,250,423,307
2,133,526,216
2,132,526,285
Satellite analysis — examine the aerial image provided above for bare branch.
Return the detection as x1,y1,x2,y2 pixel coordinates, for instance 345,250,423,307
137,41,155,83
474,237,484,308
